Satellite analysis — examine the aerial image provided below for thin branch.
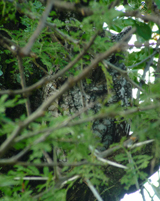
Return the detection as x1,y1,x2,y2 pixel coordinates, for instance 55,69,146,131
0,159,88,167
42,149,53,164
127,50,158,69
143,185,154,199
60,175,80,187
32,58,49,75
108,0,120,9
0,139,154,168
16,4,80,45
51,1,93,16
125,10,160,26
0,31,98,96
17,55,31,116
128,41,160,48
84,178,103,201
0,34,37,58
15,103,158,145
99,138,154,158
14,176,50,181
20,0,54,56
155,40,160,79
32,174,80,200
64,104,159,129
47,22,79,44
126,151,140,190
15,102,94,142
0,28,138,158
91,146,128,169
141,186,146,201
96,155,128,169
137,50,155,98
129,139,155,149
104,60,144,91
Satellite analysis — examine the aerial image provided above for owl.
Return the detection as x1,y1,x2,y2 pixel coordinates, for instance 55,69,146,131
43,26,132,151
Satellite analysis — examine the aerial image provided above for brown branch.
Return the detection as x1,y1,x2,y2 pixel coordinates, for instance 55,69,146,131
155,44,160,79
0,139,154,168
103,60,144,91
0,34,38,58
51,0,93,16
108,0,120,9
17,55,31,116
32,58,49,75
16,4,79,45
0,159,92,167
14,103,157,161
20,0,54,56
47,22,79,44
14,102,156,144
0,76,50,96
84,178,103,201
0,31,98,96
125,10,160,26
127,50,158,69
0,28,135,158
0,33,98,158
15,102,95,143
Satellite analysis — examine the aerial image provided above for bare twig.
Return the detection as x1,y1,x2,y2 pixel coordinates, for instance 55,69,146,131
127,50,158,69
0,32,98,96
15,102,94,142
155,40,160,79
14,176,51,181
47,22,79,44
141,186,146,201
84,178,103,201
108,0,120,9
104,60,144,91
42,149,53,163
32,59,49,75
20,0,54,56
137,50,155,98
51,1,93,16
0,34,37,58
16,4,79,45
125,10,160,26
96,155,128,169
17,55,31,116
0,138,154,168
126,151,140,190
0,28,142,158
91,146,128,169
129,139,155,149
32,174,80,199
15,103,158,145
99,138,154,158
128,41,160,48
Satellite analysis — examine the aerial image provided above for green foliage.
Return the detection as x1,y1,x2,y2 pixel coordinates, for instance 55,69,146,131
0,0,160,200
135,22,152,41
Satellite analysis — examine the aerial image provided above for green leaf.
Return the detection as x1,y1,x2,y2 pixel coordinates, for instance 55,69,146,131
155,0,160,9
135,23,152,40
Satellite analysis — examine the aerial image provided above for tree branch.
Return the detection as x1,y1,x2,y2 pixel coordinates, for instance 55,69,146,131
20,0,54,56
0,31,98,96
104,60,144,91
127,50,158,69
84,178,103,201
125,10,160,26
17,55,31,116
0,27,136,158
